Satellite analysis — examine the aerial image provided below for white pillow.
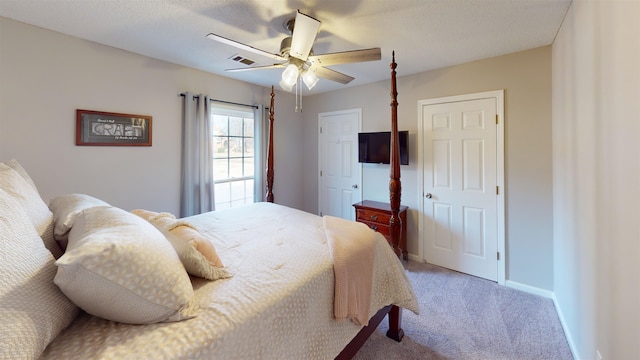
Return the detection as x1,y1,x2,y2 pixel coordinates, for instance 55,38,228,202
0,189,79,359
54,206,196,324
48,193,111,249
0,162,60,258
5,158,38,191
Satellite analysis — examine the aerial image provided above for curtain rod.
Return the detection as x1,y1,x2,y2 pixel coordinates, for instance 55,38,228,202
179,93,259,109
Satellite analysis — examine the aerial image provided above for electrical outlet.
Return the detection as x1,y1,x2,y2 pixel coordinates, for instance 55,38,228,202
596,350,603,360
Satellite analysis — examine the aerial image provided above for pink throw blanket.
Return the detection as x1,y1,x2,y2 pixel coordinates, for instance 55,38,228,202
323,215,376,326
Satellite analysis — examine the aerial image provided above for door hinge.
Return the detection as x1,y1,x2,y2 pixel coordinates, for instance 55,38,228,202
320,127,323,134
497,252,500,261
320,170,322,177
496,114,499,124
496,186,499,195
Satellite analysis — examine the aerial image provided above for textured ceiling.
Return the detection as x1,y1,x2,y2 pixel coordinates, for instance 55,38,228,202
0,0,571,95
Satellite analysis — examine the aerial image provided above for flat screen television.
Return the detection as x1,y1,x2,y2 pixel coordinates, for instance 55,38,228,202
358,131,409,165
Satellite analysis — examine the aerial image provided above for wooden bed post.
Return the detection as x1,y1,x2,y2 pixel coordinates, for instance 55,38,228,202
266,86,275,203
386,51,405,343
336,53,406,359
388,51,403,259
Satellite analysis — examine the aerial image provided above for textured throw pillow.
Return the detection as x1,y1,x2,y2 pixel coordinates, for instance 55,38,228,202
48,193,111,249
54,206,196,324
5,158,38,191
131,209,231,281
0,189,79,359
0,162,60,258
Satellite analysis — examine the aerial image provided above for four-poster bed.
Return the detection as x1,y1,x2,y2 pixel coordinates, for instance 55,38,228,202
1,55,415,360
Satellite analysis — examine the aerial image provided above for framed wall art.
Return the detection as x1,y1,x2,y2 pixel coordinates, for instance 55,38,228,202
76,109,152,146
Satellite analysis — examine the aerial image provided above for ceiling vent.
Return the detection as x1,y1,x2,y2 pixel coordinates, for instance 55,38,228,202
229,54,255,66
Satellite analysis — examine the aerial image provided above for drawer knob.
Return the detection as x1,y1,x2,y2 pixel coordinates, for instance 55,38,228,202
370,215,378,221
370,225,378,231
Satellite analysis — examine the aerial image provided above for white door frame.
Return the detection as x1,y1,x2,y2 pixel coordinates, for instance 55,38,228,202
417,90,505,285
318,108,363,217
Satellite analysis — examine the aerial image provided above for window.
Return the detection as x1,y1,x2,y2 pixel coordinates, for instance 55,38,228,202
212,107,255,209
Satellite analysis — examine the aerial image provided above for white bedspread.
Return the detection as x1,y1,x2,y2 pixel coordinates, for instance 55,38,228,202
42,202,419,360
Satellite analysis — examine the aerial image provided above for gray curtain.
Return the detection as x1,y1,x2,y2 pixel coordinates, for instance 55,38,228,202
180,92,214,217
253,104,265,202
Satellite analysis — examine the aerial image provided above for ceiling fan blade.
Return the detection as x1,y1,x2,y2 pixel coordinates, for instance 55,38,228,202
289,10,321,60
309,48,382,66
206,33,286,62
225,64,286,72
313,66,355,84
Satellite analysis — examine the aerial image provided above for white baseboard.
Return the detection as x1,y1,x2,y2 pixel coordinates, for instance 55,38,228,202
407,253,421,262
551,294,580,360
505,280,554,298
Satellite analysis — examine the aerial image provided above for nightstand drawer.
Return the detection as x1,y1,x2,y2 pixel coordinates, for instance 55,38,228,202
356,209,391,224
359,220,391,237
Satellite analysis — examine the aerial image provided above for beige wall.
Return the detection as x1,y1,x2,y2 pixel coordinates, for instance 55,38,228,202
302,46,554,291
0,17,303,214
552,1,640,359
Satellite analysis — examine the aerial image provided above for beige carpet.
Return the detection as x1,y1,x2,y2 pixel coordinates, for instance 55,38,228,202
353,261,574,360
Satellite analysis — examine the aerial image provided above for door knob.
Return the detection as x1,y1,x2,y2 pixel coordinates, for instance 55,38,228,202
352,184,358,189
425,193,433,199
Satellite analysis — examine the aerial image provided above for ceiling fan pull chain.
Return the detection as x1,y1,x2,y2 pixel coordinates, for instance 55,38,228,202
295,76,302,112
299,77,303,112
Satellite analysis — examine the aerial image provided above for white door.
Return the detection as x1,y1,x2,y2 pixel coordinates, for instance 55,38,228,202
420,91,504,283
319,109,362,220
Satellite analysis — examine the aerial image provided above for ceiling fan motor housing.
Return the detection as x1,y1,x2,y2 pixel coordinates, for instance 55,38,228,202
280,37,292,57
280,36,313,61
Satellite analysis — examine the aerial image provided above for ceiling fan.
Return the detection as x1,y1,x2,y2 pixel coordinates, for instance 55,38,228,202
206,10,382,92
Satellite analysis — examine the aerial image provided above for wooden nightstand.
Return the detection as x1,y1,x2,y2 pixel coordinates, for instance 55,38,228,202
353,200,408,259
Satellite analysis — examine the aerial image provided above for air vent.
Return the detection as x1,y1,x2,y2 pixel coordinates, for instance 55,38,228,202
229,54,255,66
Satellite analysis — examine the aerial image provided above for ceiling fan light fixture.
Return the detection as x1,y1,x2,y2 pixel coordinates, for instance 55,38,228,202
279,79,294,92
302,69,319,90
280,63,299,91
